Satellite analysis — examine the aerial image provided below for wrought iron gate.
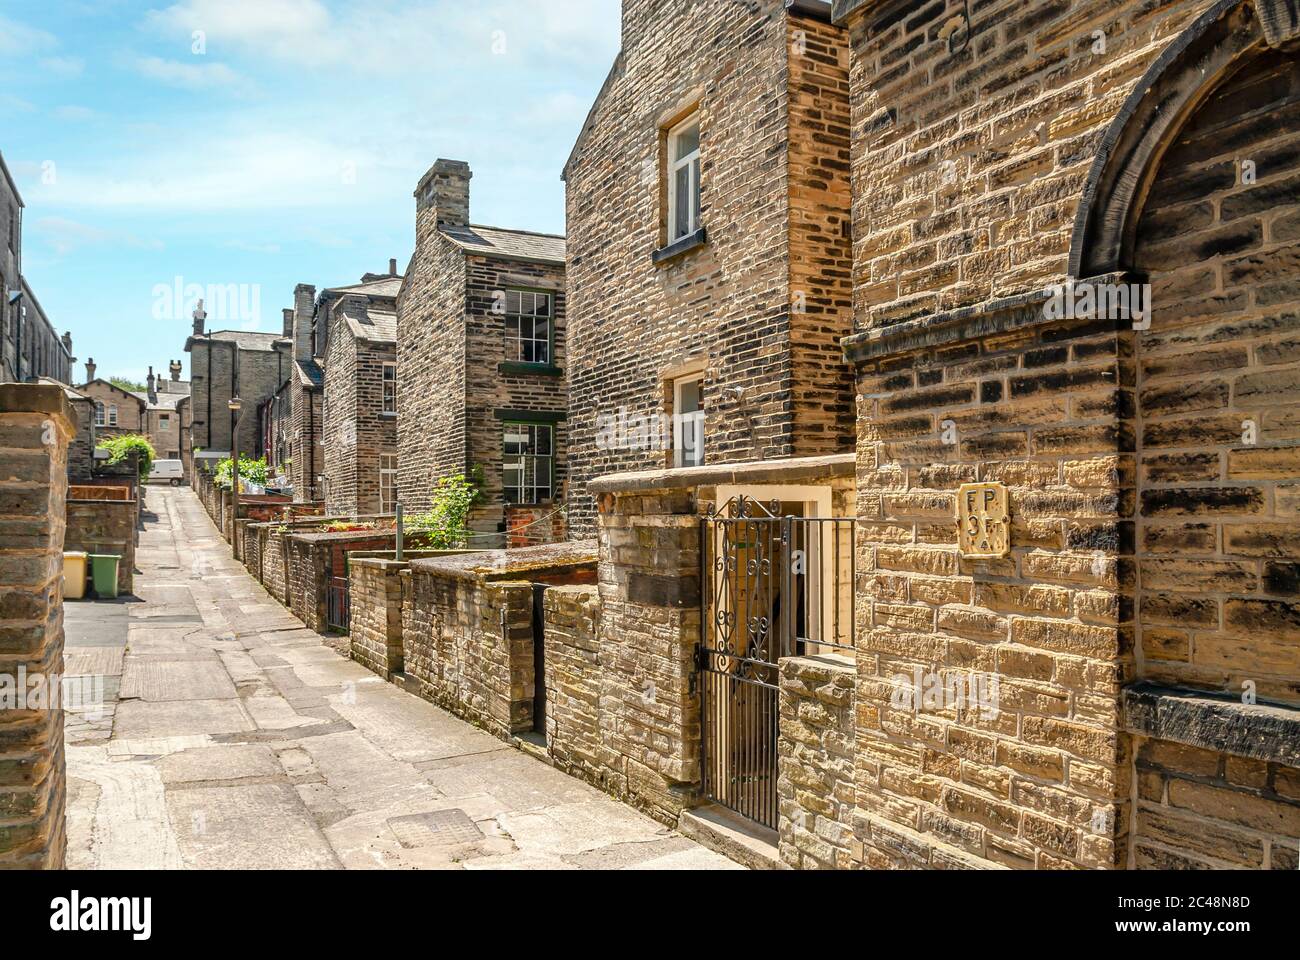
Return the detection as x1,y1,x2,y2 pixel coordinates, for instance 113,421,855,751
698,496,855,830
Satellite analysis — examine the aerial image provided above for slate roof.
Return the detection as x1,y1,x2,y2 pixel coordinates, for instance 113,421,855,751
296,359,325,388
323,276,403,299
131,391,186,412
440,224,566,265
344,307,397,345
200,330,289,351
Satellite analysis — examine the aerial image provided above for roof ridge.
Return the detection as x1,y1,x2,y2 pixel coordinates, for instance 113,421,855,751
463,223,567,240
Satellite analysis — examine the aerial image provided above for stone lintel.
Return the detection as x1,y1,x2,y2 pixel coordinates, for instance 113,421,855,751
588,454,855,495
842,272,1135,365
1124,681,1300,768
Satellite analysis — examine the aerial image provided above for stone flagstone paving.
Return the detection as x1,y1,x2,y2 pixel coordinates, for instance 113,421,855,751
64,486,739,871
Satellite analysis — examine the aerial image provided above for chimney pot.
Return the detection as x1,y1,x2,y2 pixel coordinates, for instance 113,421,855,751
389,258,398,277
192,299,207,336
170,359,182,382
85,358,96,383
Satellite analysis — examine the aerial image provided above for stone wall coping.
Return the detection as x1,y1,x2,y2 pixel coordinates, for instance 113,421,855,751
842,271,1133,365
0,382,75,429
588,454,855,494
287,529,397,544
781,653,856,675
409,540,598,584
1124,682,1300,768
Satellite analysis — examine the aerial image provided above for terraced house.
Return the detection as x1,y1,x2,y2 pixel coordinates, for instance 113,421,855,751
398,159,568,542
834,0,1300,870
562,0,855,536
318,266,403,516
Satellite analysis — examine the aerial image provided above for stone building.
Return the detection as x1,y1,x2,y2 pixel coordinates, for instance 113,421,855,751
561,0,855,536
398,159,568,540
319,269,402,516
185,304,293,460
76,369,146,440
0,153,75,386
831,0,1300,869
132,362,191,463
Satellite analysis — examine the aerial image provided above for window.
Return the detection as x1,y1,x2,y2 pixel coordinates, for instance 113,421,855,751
382,362,397,415
380,454,398,514
667,114,701,243
108,404,118,428
94,402,106,427
159,414,171,431
673,375,704,468
504,290,552,365
503,422,554,505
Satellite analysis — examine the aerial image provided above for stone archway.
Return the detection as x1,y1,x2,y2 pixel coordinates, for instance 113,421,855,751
1071,0,1300,280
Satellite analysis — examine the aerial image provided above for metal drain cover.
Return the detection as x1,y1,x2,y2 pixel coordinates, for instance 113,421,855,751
387,809,483,848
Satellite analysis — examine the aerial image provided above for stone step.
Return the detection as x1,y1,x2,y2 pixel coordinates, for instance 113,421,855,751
678,804,783,870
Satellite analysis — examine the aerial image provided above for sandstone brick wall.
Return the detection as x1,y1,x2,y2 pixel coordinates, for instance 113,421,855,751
779,654,857,869
564,0,855,538
65,498,137,594
542,585,604,783
838,0,1218,332
463,254,568,536
0,384,74,868
402,569,535,738
1129,44,1300,706
187,335,290,457
349,559,406,679
323,306,398,517
594,487,703,822
1130,734,1299,869
398,198,469,514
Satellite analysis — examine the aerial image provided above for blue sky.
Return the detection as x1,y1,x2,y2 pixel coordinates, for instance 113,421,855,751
0,0,620,384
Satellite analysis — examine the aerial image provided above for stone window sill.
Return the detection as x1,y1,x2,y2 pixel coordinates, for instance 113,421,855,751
652,228,708,266
498,362,563,378
1123,681,1300,767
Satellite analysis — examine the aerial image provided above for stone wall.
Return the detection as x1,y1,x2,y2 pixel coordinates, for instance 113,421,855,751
542,585,605,784
778,655,857,870
563,0,855,537
349,559,407,679
65,498,137,594
0,383,74,868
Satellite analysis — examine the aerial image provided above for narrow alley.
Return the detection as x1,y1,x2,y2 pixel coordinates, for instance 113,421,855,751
62,487,737,871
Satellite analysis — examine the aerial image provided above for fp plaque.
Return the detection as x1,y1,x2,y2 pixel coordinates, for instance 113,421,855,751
957,483,1010,559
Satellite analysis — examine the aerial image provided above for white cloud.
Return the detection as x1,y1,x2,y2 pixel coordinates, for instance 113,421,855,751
143,0,619,74
41,56,86,78
54,105,96,122
32,217,165,256
0,15,56,55
134,56,255,95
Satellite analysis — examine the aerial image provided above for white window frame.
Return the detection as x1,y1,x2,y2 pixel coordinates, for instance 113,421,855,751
108,404,118,427
381,362,397,416
94,402,106,427
379,454,398,514
667,113,701,243
503,422,554,505
673,374,705,469
503,289,553,366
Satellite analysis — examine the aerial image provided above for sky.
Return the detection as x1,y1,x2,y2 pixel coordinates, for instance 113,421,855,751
0,0,620,385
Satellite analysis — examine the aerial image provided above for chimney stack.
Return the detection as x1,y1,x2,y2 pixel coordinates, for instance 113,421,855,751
85,358,96,383
62,331,72,354
147,366,157,403
283,308,294,339
192,299,207,336
293,284,317,363
415,159,472,232
389,258,398,277
170,359,182,382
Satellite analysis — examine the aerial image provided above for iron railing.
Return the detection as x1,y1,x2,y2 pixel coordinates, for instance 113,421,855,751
326,575,350,633
698,496,856,830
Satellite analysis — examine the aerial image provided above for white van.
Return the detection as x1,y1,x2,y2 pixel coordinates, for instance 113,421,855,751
150,460,185,485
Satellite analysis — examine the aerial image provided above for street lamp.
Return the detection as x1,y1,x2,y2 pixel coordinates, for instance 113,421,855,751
229,397,243,560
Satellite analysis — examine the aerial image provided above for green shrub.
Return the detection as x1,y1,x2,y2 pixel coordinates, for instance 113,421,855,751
101,435,156,481
406,474,480,549
214,455,269,491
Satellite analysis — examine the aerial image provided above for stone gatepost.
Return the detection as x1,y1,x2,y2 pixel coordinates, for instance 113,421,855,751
349,558,408,679
0,384,75,868
591,481,703,824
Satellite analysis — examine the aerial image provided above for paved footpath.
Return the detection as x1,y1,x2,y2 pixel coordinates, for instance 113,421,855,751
64,486,737,870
